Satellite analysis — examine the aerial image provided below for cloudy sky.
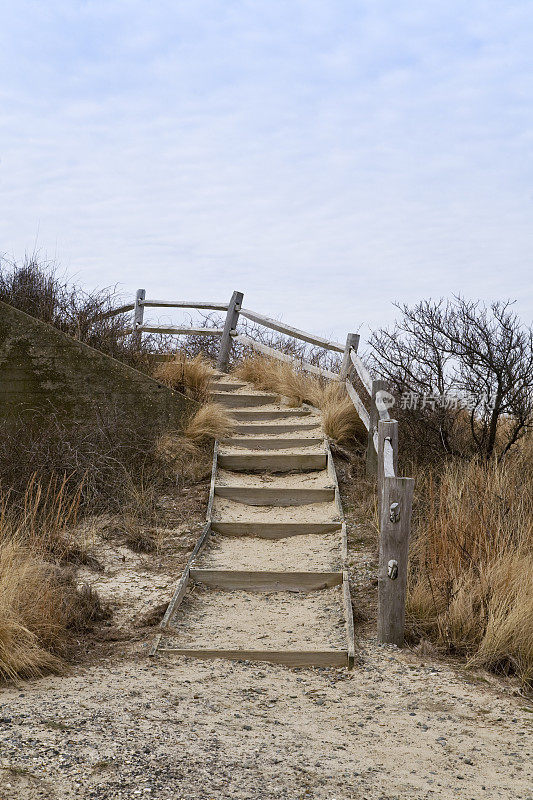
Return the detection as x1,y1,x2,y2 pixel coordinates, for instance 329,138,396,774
1,1,532,343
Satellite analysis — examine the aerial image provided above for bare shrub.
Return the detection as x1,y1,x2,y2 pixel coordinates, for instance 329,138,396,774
369,297,533,461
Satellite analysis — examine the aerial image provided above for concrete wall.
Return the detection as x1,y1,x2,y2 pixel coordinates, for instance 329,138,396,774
0,300,195,434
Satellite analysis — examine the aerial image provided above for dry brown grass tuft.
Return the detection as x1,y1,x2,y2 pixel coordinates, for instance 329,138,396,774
407,448,533,687
0,481,109,681
233,356,366,443
319,382,367,443
154,403,235,487
153,353,215,402
183,402,235,444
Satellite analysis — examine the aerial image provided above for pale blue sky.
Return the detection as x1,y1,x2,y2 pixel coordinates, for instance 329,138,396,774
1,1,532,342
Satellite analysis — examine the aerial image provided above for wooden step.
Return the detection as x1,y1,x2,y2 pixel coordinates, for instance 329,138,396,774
217,452,327,472
231,409,312,421
221,437,323,450
189,569,342,591
214,485,334,506
211,521,342,537
210,381,246,392
157,648,348,667
234,422,321,435
212,392,277,408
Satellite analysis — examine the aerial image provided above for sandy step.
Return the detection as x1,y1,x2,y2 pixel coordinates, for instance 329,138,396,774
210,381,246,392
212,496,341,537
217,452,326,472
214,486,334,506
233,422,321,435
222,436,324,450
212,392,277,408
230,409,313,421
193,531,342,572
189,569,342,591
165,586,346,652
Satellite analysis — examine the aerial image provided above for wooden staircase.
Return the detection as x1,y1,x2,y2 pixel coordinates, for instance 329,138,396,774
152,372,355,668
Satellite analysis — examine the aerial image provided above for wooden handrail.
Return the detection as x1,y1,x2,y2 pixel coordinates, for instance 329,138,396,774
126,326,223,336
142,300,229,311
349,349,373,395
346,379,370,431
240,308,345,353
234,334,340,381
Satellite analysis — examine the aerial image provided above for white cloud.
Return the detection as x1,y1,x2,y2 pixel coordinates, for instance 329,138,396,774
0,0,532,344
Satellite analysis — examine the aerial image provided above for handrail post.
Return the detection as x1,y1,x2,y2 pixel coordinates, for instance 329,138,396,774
366,379,387,476
339,333,360,381
133,289,145,349
377,419,398,517
217,290,243,372
378,474,414,646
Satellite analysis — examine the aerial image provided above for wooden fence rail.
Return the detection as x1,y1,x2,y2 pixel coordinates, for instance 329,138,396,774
107,286,414,646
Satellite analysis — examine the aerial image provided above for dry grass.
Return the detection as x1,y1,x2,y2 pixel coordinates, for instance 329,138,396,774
153,353,215,402
155,402,235,488
233,355,366,443
0,480,108,681
407,445,533,687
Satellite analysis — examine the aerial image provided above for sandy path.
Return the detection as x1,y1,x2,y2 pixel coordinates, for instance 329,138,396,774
0,639,531,800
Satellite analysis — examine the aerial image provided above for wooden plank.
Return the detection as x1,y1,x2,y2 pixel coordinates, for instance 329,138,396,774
142,300,228,311
378,476,414,647
230,409,312,420
239,308,345,352
157,648,349,667
133,289,145,348
343,570,356,669
211,521,342,537
214,486,335,506
220,437,323,450
98,302,135,319
366,380,387,477
138,326,223,336
234,335,340,381
217,452,327,472
189,569,343,591
233,423,320,435
345,380,370,431
150,441,219,654
341,521,348,563
350,351,373,395
339,333,360,381
217,290,243,372
211,392,277,408
206,442,219,521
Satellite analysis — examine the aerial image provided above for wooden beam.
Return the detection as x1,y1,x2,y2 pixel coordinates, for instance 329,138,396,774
133,289,145,348
217,290,243,372
142,300,228,311
345,380,370,431
239,308,345,352
138,326,223,336
339,334,360,381
189,569,342,591
377,475,414,647
343,570,355,669
214,485,335,506
366,380,387,477
157,648,349,667
349,350,373,395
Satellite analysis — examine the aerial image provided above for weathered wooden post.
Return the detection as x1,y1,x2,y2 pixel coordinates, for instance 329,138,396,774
377,419,398,519
216,290,243,372
366,379,387,477
377,472,414,647
133,289,145,349
339,333,360,381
